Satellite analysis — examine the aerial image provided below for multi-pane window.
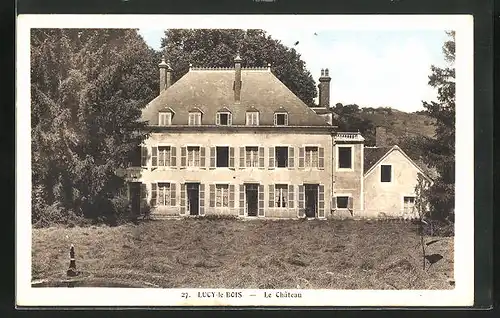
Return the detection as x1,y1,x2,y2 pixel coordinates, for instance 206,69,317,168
215,184,229,207
381,165,392,182
275,185,288,208
188,112,202,125
403,196,416,214
216,112,232,126
158,112,171,126
338,146,352,169
246,112,259,126
274,113,288,126
245,146,259,167
187,146,200,167
158,146,171,166
157,183,171,206
305,147,319,168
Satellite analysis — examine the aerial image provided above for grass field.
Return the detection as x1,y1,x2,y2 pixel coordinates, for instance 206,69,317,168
32,218,454,289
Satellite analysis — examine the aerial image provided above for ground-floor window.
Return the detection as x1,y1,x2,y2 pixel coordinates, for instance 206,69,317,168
157,183,171,206
275,184,288,208
403,196,416,214
216,184,229,207
335,196,353,209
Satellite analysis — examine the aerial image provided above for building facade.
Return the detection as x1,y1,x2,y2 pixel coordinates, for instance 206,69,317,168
124,55,429,220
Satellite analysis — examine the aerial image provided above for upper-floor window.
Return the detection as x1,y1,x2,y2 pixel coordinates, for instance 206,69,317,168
245,146,259,167
188,112,202,125
216,112,232,126
158,146,172,166
305,146,319,168
246,111,259,126
187,146,201,167
158,112,172,126
338,146,352,169
381,164,392,182
274,112,288,126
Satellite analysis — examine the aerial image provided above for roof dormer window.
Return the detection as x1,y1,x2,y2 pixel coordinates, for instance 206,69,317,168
188,112,202,126
216,109,232,126
274,112,288,126
246,111,259,126
158,112,172,126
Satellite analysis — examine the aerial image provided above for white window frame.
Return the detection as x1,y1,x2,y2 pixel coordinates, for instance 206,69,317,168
274,184,288,208
380,164,393,183
274,112,289,126
157,145,172,167
245,146,259,168
304,146,319,168
401,195,417,216
157,182,171,206
188,112,202,126
336,145,354,171
215,184,230,208
334,193,352,210
158,112,172,126
216,112,232,126
186,146,201,167
246,112,259,126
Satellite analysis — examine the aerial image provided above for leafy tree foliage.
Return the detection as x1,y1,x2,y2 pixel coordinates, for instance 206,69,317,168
31,29,157,226
421,31,456,221
160,29,317,106
332,103,376,145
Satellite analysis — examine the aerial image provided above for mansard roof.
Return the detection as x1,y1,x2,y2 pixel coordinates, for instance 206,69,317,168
141,68,330,127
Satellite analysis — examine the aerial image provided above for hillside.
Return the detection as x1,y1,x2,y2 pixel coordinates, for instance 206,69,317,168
359,107,436,147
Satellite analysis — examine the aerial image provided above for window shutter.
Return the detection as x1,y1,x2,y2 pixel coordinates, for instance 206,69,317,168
180,146,187,168
288,185,294,209
199,184,205,216
239,147,245,168
171,146,177,167
210,147,216,168
170,183,176,206
140,184,147,214
348,196,353,209
229,147,235,168
284,114,288,125
298,185,305,217
239,185,245,216
268,184,275,208
141,147,148,167
209,184,215,208
216,113,220,125
150,183,157,207
200,147,206,168
258,185,264,216
229,184,235,208
318,147,325,169
332,196,337,209
268,147,275,168
298,147,305,168
258,147,265,168
151,147,158,167
288,147,295,168
318,185,325,218
180,184,186,215
228,114,232,125
273,113,277,125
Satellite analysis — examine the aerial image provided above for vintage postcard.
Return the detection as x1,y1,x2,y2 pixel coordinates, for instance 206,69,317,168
16,14,474,307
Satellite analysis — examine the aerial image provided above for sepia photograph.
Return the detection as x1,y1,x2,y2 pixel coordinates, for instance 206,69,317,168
16,14,474,307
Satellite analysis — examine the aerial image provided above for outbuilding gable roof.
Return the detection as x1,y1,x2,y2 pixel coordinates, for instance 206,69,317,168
363,145,432,182
141,69,330,127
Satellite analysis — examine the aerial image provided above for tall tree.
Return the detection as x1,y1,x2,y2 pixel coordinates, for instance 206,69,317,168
31,29,158,225
332,103,376,145
160,29,317,106
421,31,455,221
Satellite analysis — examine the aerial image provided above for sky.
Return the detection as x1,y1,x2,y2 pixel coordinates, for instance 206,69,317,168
138,28,449,113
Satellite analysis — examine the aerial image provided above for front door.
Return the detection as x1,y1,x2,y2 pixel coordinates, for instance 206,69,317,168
245,184,259,217
129,182,141,216
304,184,318,218
187,183,200,216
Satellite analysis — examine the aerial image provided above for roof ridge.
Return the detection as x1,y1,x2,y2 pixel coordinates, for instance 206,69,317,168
189,66,269,71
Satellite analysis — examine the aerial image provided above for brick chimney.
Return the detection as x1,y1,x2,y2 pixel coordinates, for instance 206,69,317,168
376,126,388,147
318,68,331,108
158,57,172,95
234,52,242,103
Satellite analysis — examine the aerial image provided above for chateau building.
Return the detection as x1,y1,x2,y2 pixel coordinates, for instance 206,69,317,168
124,54,430,219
